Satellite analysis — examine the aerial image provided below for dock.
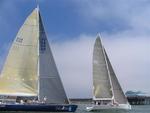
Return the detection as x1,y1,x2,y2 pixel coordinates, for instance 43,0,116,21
127,96,150,105
70,96,150,105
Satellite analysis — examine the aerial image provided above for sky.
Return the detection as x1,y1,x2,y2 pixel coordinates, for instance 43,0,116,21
0,0,149,98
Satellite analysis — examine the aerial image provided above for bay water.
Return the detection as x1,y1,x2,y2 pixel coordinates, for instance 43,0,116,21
77,105,150,113
0,105,149,113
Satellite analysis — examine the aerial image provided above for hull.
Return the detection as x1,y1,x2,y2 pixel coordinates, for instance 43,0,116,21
86,104,131,112
0,104,77,112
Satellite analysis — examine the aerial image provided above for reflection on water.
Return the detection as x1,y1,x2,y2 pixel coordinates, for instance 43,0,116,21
0,105,150,113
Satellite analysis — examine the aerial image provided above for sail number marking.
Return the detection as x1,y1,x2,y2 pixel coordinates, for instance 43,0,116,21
16,37,23,43
40,38,46,52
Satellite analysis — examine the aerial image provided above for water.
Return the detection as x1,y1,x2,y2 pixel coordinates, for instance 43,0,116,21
0,105,149,113
77,105,150,113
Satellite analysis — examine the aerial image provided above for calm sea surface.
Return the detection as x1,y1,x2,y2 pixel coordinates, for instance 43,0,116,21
77,105,150,113
0,105,149,113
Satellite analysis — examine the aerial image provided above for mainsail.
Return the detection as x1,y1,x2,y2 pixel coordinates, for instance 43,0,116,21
0,9,39,96
0,8,68,104
93,35,128,104
93,36,113,99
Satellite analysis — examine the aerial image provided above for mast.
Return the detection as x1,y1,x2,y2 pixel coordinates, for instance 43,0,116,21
36,2,40,101
36,0,39,10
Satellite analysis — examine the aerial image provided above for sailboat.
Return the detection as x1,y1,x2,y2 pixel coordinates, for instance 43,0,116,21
0,7,77,112
86,35,131,111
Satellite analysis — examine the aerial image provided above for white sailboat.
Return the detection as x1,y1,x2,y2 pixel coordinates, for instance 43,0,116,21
0,7,77,112
86,35,131,111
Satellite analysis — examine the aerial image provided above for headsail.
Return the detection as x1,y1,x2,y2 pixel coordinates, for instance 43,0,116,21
104,49,128,104
93,36,113,99
0,8,39,96
38,12,69,104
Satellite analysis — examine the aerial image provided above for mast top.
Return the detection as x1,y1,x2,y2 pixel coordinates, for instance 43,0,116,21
36,0,39,10
97,33,101,38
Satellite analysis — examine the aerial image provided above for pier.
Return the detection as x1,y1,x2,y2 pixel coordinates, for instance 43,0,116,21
127,96,150,105
70,96,150,105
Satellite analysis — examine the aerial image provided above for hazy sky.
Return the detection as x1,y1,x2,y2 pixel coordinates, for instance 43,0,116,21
0,0,149,98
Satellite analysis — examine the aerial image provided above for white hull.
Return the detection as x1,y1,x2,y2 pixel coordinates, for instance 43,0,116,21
86,104,131,112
